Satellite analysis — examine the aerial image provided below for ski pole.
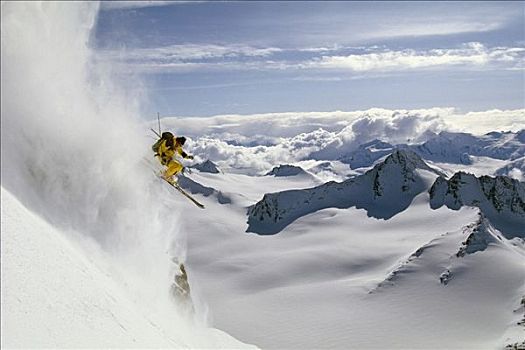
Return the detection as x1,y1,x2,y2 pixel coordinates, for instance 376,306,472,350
157,112,162,135
150,128,161,138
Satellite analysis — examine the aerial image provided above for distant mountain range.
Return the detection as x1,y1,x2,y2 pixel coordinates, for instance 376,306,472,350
335,130,525,169
247,149,525,236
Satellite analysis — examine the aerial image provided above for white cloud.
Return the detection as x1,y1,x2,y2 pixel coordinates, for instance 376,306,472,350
99,42,524,74
99,44,282,63
507,168,524,181
158,107,524,174
302,43,525,72
99,1,185,11
362,20,503,41
442,109,525,134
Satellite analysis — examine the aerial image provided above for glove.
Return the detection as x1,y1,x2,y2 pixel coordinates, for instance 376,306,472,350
187,155,194,160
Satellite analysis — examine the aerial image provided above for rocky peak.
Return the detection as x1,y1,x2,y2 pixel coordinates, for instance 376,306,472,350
193,160,220,174
247,150,438,234
367,149,441,197
381,149,434,171
456,213,501,257
430,172,525,237
266,164,307,177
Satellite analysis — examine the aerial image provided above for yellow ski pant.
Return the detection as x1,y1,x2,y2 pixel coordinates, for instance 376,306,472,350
164,159,183,178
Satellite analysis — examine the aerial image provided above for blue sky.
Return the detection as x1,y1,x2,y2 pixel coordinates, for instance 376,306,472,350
94,1,525,117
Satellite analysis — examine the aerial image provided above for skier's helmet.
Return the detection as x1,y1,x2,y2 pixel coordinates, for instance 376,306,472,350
162,132,174,148
161,131,173,140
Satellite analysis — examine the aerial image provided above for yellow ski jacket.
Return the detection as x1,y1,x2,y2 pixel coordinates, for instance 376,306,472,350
157,138,190,165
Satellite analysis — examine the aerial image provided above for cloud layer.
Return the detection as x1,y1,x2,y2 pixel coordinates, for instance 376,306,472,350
98,42,524,74
303,43,525,72
157,108,524,175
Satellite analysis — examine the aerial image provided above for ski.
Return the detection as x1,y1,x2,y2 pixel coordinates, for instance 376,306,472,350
143,157,205,209
160,176,205,209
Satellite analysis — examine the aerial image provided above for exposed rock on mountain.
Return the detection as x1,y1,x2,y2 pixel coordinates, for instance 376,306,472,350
266,164,308,177
247,150,440,234
429,172,525,237
456,214,503,257
193,160,221,174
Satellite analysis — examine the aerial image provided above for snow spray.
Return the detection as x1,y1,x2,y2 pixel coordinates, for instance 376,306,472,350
1,1,206,327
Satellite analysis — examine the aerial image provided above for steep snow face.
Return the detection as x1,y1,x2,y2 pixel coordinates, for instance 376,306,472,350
429,172,525,237
0,2,254,347
1,188,254,349
415,130,525,164
247,150,440,234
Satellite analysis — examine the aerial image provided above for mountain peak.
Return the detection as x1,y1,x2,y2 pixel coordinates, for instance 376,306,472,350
247,150,440,234
429,172,525,237
266,164,308,177
193,160,220,174
382,149,434,171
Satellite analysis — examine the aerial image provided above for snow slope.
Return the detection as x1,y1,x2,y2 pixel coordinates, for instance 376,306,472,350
2,1,524,348
1,187,252,349
146,145,525,349
179,173,525,349
1,2,255,348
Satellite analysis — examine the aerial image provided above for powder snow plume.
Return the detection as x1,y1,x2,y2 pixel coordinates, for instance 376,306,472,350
1,1,199,324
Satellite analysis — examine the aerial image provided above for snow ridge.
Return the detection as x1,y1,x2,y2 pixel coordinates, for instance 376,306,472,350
372,211,518,294
247,149,439,234
456,213,502,257
429,172,525,237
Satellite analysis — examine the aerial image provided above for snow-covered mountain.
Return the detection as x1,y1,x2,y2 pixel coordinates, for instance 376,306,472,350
3,1,524,349
192,160,221,174
266,164,309,177
247,150,442,234
413,130,525,164
456,213,505,256
335,131,525,171
180,165,525,349
429,172,525,236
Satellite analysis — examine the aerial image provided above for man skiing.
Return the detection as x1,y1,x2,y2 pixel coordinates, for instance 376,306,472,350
153,132,194,185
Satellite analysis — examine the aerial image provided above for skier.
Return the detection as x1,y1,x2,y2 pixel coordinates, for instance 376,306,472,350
153,132,194,185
